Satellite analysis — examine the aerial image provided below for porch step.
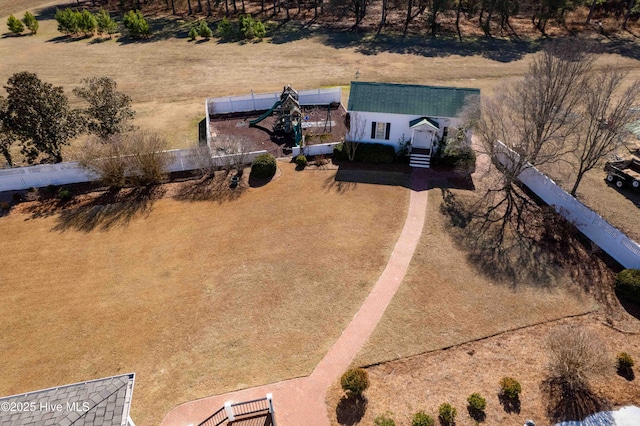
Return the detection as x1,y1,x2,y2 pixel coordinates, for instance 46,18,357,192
410,153,430,169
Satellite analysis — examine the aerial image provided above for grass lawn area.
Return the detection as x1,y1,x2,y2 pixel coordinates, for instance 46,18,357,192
352,188,596,368
0,162,409,425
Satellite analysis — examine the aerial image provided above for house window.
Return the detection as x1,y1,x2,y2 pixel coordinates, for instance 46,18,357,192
371,122,391,140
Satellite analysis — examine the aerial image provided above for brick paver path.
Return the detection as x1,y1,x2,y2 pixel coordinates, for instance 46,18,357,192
161,169,430,426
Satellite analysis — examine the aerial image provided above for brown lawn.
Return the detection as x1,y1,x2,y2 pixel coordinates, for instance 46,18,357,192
327,313,640,426
352,188,596,370
0,162,409,425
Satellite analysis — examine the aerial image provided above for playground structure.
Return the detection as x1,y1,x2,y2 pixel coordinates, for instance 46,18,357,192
249,85,303,145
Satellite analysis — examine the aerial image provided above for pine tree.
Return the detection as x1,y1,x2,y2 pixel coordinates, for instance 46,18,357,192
198,21,212,39
96,9,118,38
7,15,24,35
22,12,38,34
188,26,198,40
123,10,151,39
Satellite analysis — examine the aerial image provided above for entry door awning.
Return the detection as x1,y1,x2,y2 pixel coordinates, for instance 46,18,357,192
409,117,439,130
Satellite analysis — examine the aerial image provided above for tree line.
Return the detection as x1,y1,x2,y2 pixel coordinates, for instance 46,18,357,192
76,0,639,37
0,73,135,166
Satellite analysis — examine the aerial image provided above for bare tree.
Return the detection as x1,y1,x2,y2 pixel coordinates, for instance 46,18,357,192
211,135,252,172
76,134,130,187
569,68,640,196
344,111,366,161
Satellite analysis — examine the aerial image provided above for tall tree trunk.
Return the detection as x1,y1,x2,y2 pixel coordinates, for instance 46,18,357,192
171,0,176,14
586,0,598,24
225,0,229,15
165,0,169,8
455,0,462,40
623,0,635,28
314,0,318,17
262,0,265,14
430,7,439,37
298,0,301,14
285,0,290,19
207,0,212,15
404,0,413,36
241,0,245,13
197,0,203,13
379,0,387,32
187,0,193,14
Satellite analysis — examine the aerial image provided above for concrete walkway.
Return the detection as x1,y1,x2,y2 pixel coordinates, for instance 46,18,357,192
161,169,430,426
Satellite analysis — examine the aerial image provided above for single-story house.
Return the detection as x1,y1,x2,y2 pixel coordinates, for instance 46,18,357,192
347,81,480,168
0,373,136,426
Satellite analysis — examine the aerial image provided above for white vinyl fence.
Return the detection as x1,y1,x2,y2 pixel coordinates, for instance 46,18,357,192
0,149,268,192
291,142,341,157
495,141,640,269
207,87,343,116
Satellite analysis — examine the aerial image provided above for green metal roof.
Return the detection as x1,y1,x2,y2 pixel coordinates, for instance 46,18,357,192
348,82,480,117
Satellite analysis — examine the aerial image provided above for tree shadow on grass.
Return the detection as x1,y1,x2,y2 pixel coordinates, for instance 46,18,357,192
467,406,487,422
51,186,165,232
173,172,246,202
438,187,612,289
617,365,635,381
498,394,521,414
336,395,368,426
541,378,611,424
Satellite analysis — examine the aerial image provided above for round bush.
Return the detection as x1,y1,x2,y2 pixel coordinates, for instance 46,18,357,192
499,377,522,399
412,410,435,426
617,352,634,370
250,153,277,179
374,413,395,426
467,392,487,411
438,403,457,425
616,269,640,304
340,368,369,396
295,154,307,168
57,188,73,202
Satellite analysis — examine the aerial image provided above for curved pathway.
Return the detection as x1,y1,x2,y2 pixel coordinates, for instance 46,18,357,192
161,169,430,426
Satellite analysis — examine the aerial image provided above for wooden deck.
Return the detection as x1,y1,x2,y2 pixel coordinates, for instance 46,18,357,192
230,412,273,426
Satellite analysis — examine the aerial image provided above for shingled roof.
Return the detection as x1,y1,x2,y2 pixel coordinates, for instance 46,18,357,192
0,373,135,426
348,82,480,117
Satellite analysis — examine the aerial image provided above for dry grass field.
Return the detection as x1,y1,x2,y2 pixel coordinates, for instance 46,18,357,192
352,188,597,369
1,0,637,154
0,162,409,425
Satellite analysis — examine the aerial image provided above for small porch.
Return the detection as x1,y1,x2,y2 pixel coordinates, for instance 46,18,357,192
409,117,439,169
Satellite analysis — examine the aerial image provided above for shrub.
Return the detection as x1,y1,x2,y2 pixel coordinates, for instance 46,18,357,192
333,142,348,160
46,184,56,193
7,15,25,34
127,131,172,185
374,413,396,426
499,377,521,400
217,17,234,40
188,26,198,40
295,154,307,168
411,410,435,426
467,393,487,411
95,9,118,37
314,154,328,166
123,10,150,39
617,352,634,370
356,143,395,164
55,8,79,35
340,368,369,396
77,9,97,36
12,192,23,202
22,12,38,34
198,21,212,39
57,188,72,201
616,269,640,303
438,403,457,425
239,14,266,40
250,153,277,179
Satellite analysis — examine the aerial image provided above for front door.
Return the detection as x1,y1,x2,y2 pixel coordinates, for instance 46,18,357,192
411,129,434,152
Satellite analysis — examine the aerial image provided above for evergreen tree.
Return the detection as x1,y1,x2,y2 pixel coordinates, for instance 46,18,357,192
96,9,118,38
188,26,199,40
78,9,97,36
7,15,24,34
4,72,81,164
123,10,151,39
22,12,38,34
198,21,213,39
55,8,79,35
73,76,136,138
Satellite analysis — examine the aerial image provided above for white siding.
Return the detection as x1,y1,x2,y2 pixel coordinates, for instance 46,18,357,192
347,111,463,147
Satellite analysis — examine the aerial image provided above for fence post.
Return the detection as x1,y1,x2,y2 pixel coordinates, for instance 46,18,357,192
252,90,256,111
266,393,276,426
224,401,235,422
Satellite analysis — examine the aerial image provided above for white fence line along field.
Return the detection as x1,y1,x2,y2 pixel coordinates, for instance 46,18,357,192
291,142,341,157
207,87,343,116
0,149,268,192
495,141,640,269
